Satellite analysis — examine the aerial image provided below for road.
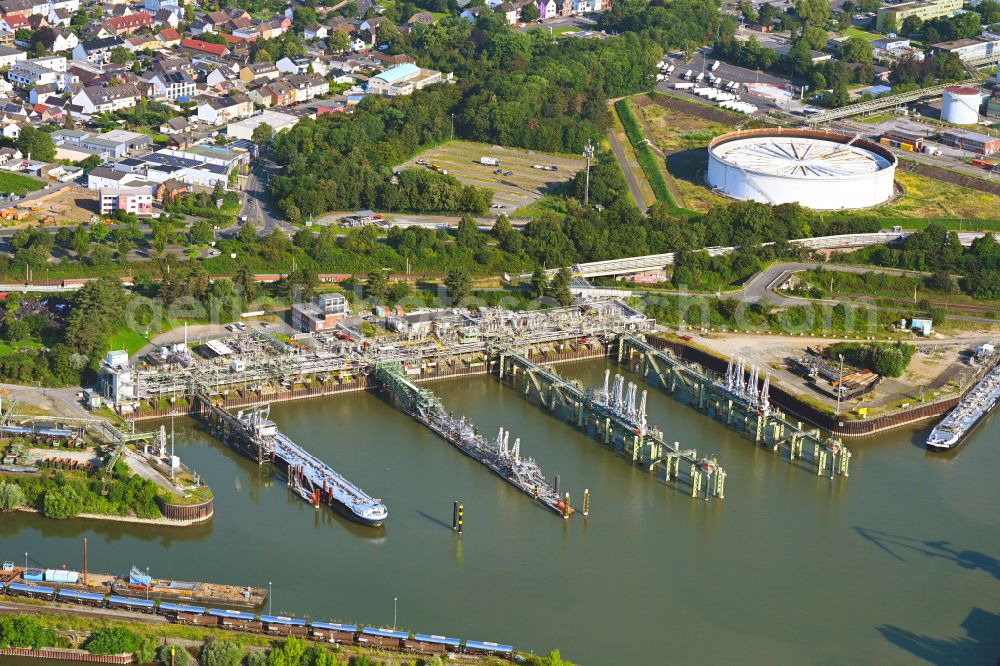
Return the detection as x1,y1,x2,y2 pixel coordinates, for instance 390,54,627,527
240,150,291,236
517,14,596,33
606,128,651,212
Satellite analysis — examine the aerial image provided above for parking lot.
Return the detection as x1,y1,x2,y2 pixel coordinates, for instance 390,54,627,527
397,141,586,212
655,46,802,116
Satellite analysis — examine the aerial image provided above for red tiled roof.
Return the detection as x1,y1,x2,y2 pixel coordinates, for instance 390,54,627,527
158,28,180,41
180,38,228,56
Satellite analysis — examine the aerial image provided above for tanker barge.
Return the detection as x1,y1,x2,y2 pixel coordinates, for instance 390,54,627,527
927,360,1000,451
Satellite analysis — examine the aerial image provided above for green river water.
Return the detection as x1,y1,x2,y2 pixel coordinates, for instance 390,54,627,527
2,360,999,665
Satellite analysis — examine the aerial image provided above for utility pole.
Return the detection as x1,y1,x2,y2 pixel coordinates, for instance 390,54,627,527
450,113,454,141
583,139,595,206
393,596,397,631
836,354,844,416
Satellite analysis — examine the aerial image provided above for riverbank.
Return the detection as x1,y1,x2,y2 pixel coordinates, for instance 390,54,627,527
12,507,205,528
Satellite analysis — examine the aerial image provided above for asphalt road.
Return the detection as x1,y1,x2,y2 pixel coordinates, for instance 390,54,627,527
240,151,291,237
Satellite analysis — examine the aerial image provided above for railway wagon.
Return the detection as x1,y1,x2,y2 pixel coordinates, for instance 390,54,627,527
108,595,157,614
4,582,56,599
209,608,262,632
261,615,309,636
160,602,209,624
403,634,461,655
357,627,408,649
57,589,106,607
309,622,357,643
463,640,514,657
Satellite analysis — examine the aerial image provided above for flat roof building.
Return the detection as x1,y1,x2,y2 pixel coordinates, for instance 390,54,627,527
291,293,350,332
367,63,444,97
931,36,1000,61
877,0,962,32
940,128,1000,154
226,110,299,141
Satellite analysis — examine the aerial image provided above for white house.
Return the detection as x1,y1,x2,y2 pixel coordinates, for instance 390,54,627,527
0,46,26,69
50,28,78,52
145,69,196,100
71,84,141,114
100,187,153,215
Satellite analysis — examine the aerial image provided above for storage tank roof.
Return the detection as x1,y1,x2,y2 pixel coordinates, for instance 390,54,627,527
712,136,891,178
945,86,981,96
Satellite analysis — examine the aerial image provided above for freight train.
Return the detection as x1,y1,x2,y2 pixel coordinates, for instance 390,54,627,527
0,582,513,659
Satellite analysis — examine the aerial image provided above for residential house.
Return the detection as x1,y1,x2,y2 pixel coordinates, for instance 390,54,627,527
46,6,71,26
554,0,572,17
153,8,179,28
303,24,327,40
0,14,31,33
157,28,181,46
239,61,279,83
460,6,483,21
0,45,25,69
144,0,179,12
71,83,141,114
102,11,153,36
180,38,228,57
0,0,45,18
537,0,556,18
252,79,294,107
72,36,126,64
196,92,253,124
100,187,153,215
158,115,188,134
145,68,195,100
371,52,416,68
49,27,77,51
27,81,54,104
259,16,290,39
496,2,518,24
288,73,327,102
7,55,74,90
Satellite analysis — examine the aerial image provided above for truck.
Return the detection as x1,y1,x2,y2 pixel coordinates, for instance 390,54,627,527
480,156,500,166
922,145,942,156
695,72,704,82
672,82,695,90
429,163,449,175
682,69,692,79
711,60,721,71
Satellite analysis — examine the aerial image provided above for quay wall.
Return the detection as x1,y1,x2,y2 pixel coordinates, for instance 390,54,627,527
130,344,611,423
0,648,133,664
155,496,214,522
644,337,978,438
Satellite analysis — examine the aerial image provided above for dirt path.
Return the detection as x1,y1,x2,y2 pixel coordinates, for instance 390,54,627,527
607,128,651,212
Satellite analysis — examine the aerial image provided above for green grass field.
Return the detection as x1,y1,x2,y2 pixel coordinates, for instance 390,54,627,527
0,339,44,357
0,172,44,195
108,328,149,355
844,26,881,40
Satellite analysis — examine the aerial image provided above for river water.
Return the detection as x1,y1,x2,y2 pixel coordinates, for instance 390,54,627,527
2,360,999,665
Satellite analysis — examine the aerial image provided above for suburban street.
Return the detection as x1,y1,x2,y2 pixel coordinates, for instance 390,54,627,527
239,150,291,236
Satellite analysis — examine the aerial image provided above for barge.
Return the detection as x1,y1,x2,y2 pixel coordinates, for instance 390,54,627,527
927,359,1000,451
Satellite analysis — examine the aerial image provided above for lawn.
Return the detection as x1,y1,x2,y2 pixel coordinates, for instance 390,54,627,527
0,339,44,357
108,327,149,355
0,172,45,195
844,26,881,40
513,193,569,218
874,170,1000,220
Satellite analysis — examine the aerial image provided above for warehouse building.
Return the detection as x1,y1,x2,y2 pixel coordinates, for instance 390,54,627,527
940,128,1000,155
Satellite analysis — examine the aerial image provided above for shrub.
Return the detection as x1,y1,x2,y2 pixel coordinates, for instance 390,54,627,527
245,651,268,666
86,627,141,655
0,615,57,648
201,640,245,666
0,481,25,511
42,484,83,519
135,636,158,664
159,643,194,666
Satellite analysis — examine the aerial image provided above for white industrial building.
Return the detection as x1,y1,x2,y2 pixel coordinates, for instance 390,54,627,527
226,110,299,141
706,129,897,210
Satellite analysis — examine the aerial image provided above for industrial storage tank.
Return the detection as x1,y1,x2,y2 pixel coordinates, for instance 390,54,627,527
706,129,897,210
941,86,982,125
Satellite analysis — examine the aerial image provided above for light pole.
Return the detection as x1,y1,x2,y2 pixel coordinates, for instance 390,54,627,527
393,597,397,631
145,567,149,600
583,140,595,206
450,114,454,141
268,581,272,615
836,354,844,415
24,552,27,573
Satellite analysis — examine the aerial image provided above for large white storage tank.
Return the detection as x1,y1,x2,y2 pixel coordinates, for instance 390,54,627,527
706,129,897,210
941,86,982,125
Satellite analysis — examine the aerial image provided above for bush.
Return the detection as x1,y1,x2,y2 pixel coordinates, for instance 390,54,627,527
201,640,245,666
159,644,194,666
86,627,142,655
0,615,57,648
245,651,268,666
828,341,915,378
42,484,83,519
135,636,158,664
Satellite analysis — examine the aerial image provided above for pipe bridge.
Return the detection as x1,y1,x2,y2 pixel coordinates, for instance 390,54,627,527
496,349,726,500
617,335,851,479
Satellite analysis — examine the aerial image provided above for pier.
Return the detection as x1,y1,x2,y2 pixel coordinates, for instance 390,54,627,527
195,393,387,525
374,361,574,517
496,351,725,499
616,335,851,479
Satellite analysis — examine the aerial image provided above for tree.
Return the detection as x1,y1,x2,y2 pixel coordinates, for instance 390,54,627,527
200,640,244,666
528,266,548,298
444,267,471,303
233,264,260,301
281,267,318,302
252,122,274,145
0,616,57,648
327,29,350,52
0,482,25,511
900,15,922,35
522,2,540,21
43,484,83,519
547,267,573,306
86,627,141,655
978,0,1000,24
189,220,214,245
839,35,873,63
109,46,133,65
366,270,388,302
16,126,55,162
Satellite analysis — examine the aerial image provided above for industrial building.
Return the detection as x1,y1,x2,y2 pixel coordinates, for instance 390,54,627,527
366,63,444,97
880,126,927,152
876,0,962,32
931,36,1000,62
226,110,299,141
706,129,897,210
291,293,351,332
940,128,1000,155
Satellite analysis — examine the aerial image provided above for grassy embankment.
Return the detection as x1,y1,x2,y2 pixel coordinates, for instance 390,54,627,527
613,98,675,207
